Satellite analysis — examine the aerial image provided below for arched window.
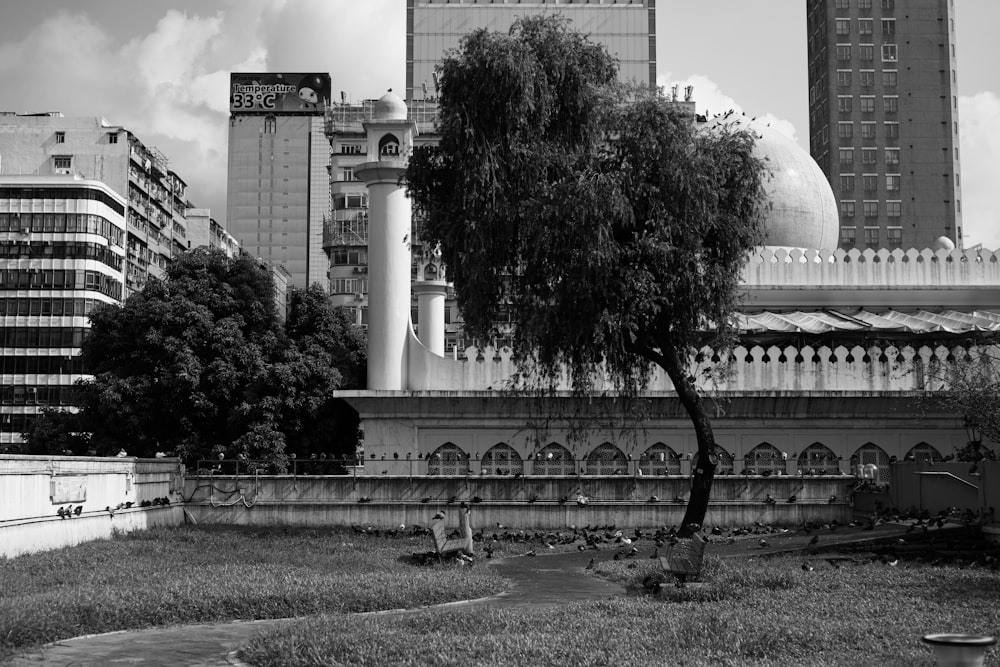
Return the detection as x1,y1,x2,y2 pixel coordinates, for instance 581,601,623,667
797,442,841,475
743,442,784,475
531,442,574,476
713,446,735,475
482,442,523,476
640,443,681,475
379,133,400,158
850,443,890,483
585,442,628,475
426,442,467,475
905,442,943,463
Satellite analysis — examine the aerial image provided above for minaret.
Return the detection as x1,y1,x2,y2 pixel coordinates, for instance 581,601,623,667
355,91,417,390
413,246,448,356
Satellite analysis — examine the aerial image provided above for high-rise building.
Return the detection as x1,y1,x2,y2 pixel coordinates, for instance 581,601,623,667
0,176,126,446
406,0,657,101
806,0,962,250
226,73,333,291
0,112,194,295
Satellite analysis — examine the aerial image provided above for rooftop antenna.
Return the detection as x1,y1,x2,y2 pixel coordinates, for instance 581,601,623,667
340,91,346,104
432,70,440,93
422,81,428,99
671,85,678,101
684,85,694,102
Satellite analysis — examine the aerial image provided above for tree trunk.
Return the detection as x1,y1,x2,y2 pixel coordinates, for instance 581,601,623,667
659,346,717,537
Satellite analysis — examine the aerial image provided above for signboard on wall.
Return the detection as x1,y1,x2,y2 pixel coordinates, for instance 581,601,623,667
230,73,331,115
49,476,87,504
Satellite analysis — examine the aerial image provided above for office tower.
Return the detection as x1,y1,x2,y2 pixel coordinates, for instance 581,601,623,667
806,0,962,250
406,0,656,101
226,73,332,291
0,176,126,446
0,112,195,294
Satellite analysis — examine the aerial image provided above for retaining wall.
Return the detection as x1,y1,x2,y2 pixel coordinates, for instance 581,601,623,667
183,474,854,530
0,454,185,559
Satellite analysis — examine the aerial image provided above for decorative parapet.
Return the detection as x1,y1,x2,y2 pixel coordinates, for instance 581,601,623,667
743,247,1000,288
406,322,991,393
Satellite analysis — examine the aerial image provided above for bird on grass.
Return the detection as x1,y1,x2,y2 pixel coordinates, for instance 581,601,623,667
809,535,820,546
802,562,815,571
759,538,769,548
525,550,536,557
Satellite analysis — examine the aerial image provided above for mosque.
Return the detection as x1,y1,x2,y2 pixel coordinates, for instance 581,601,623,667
337,91,1000,483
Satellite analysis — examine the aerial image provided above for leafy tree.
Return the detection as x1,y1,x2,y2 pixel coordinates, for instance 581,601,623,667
406,16,770,533
279,285,366,459
921,345,1000,461
22,250,366,467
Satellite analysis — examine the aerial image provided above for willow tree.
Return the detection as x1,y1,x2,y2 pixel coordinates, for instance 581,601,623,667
406,15,770,532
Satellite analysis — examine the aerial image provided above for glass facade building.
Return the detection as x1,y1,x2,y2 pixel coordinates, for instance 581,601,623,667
406,0,657,101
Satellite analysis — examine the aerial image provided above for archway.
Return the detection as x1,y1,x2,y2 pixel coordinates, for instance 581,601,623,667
482,442,523,475
743,442,783,475
426,442,468,475
640,442,682,475
850,443,891,483
585,442,628,475
797,442,841,475
532,442,574,475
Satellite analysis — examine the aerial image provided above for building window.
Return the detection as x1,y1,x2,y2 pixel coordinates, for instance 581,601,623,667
864,202,879,218
861,122,876,140
885,148,900,166
884,96,898,114
836,19,850,35
859,19,873,35
886,174,901,191
859,71,875,87
838,123,854,141
860,97,876,113
108,132,119,144
841,226,857,245
836,0,849,8
882,71,897,88
858,0,872,8
840,174,856,191
887,227,902,247
860,45,874,61
862,148,877,165
882,44,898,62
342,167,355,181
837,45,852,61
864,227,880,246
55,132,65,144
837,70,852,87
882,19,895,36
839,149,854,166
840,201,856,218
881,0,894,10
885,122,899,143
887,202,901,217
838,96,853,113
53,156,72,169
863,174,878,192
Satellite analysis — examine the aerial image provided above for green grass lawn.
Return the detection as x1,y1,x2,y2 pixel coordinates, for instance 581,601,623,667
0,525,506,661
240,554,1000,667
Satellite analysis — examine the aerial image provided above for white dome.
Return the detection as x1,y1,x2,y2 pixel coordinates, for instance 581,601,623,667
933,236,956,251
374,90,407,121
702,115,839,250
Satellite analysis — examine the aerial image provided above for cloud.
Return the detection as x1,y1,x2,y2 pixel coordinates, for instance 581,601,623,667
958,92,1000,251
657,73,800,143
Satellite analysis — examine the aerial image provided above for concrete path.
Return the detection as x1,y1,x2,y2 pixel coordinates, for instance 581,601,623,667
4,522,940,666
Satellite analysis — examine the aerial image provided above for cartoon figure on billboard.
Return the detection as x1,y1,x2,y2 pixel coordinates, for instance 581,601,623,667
297,74,329,110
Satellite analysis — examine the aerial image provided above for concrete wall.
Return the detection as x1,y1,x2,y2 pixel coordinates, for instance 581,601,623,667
184,474,853,530
889,460,1000,518
0,454,185,559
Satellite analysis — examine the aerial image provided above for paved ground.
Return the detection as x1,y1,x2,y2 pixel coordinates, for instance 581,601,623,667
4,521,950,666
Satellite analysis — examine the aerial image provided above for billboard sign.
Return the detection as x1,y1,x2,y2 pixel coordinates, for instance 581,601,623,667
230,73,331,114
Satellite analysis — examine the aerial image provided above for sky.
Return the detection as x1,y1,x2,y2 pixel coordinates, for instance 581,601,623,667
0,0,997,248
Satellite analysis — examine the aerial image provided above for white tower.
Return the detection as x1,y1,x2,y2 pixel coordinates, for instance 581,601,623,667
355,91,417,390
413,246,448,356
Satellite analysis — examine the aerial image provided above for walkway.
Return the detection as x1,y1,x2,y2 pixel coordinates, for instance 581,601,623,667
4,522,933,666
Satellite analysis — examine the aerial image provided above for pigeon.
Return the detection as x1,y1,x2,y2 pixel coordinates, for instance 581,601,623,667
809,535,820,546
471,496,483,504
787,494,797,503
420,497,431,503
828,495,837,503
57,506,68,519
432,511,446,520
525,550,536,557
759,538,769,548
802,562,815,571
73,505,82,516
764,494,777,505
447,496,458,504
